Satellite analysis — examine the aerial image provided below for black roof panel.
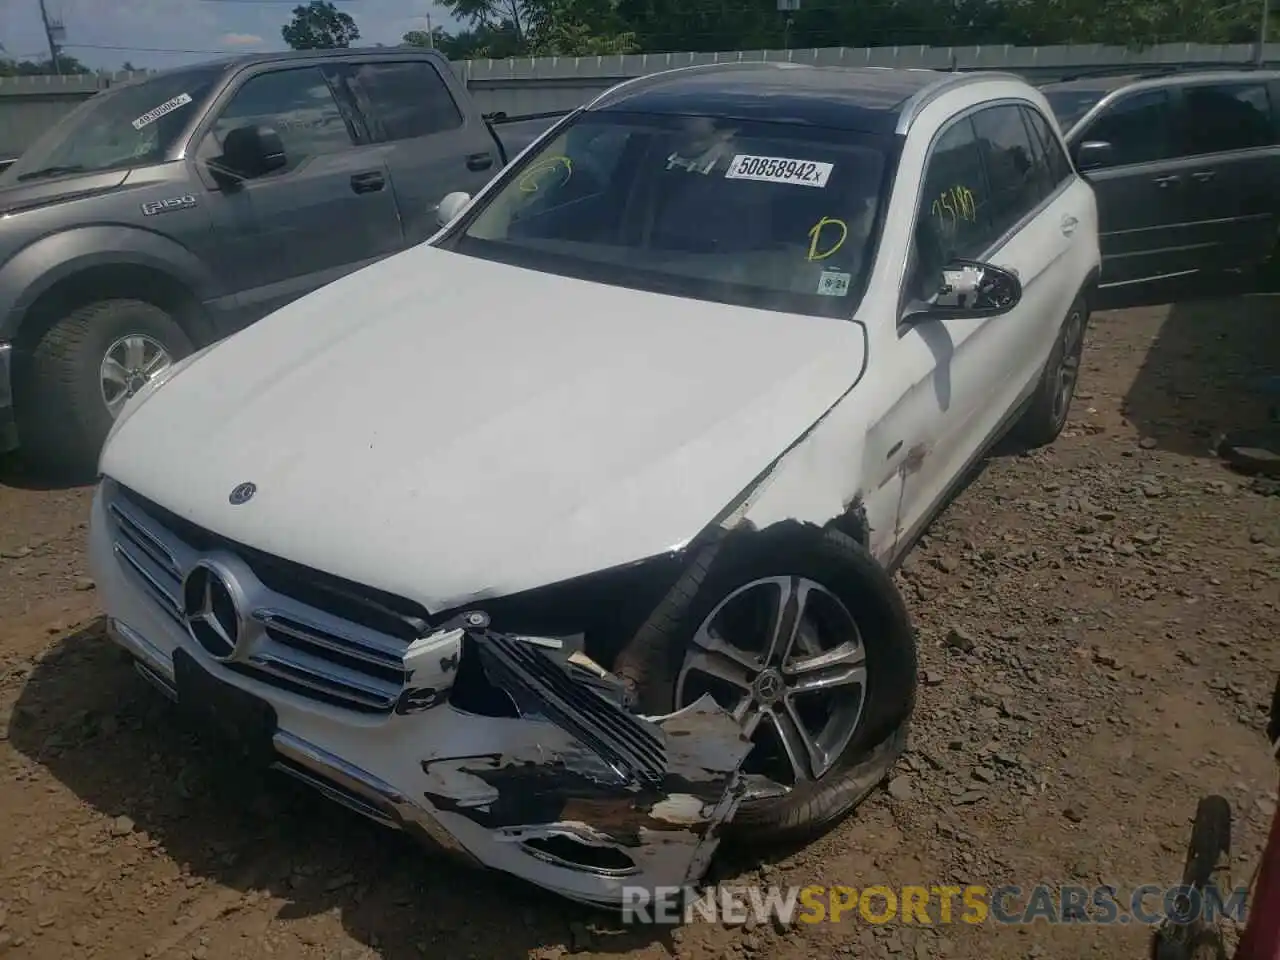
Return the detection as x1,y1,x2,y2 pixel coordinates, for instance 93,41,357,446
588,64,947,133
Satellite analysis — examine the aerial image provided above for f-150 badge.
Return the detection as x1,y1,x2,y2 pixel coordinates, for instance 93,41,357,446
141,195,197,216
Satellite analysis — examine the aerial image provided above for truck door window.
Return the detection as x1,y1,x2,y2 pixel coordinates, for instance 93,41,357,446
1077,90,1172,166
345,61,464,142
204,67,355,178
1174,82,1274,157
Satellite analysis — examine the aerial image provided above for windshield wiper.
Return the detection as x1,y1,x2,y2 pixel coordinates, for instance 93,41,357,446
15,164,87,182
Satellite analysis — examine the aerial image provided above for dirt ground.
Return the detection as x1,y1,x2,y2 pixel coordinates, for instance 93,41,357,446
1,287,1278,960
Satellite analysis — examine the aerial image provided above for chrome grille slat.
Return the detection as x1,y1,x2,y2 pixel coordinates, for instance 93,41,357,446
112,544,183,620
253,610,406,668
247,652,398,710
105,481,410,714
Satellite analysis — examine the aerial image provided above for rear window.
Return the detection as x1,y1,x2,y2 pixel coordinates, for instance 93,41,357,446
1041,88,1110,131
440,111,893,319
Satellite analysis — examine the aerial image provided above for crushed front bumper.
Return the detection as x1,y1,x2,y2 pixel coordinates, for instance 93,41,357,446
89,483,754,906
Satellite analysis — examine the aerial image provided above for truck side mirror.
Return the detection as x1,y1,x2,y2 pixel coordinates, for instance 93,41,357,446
219,124,287,180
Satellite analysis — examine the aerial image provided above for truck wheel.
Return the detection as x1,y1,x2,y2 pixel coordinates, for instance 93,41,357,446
621,522,918,844
19,299,193,475
1011,295,1088,449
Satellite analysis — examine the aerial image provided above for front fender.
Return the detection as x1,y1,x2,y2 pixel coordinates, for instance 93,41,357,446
0,225,218,341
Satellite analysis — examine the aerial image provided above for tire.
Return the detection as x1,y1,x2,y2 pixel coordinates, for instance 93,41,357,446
1011,295,1088,449
18,299,193,476
616,522,917,844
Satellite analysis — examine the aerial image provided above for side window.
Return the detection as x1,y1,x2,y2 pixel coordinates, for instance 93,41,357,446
205,67,354,176
346,61,463,142
1174,82,1273,156
1078,90,1172,165
906,116,993,303
971,104,1042,238
1021,106,1073,188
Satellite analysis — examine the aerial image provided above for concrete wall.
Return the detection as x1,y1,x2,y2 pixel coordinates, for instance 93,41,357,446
2,42,1278,160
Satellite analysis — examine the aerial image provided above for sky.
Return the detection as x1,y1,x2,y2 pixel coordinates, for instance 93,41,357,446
0,0,461,71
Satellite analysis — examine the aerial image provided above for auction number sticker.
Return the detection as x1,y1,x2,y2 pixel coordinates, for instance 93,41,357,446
725,154,833,187
817,270,851,296
132,93,193,130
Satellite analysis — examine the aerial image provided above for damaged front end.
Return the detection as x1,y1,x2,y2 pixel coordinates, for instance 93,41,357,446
282,609,756,906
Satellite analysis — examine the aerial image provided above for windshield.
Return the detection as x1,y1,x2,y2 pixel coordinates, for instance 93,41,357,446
3,66,224,182
1041,88,1110,132
441,111,892,319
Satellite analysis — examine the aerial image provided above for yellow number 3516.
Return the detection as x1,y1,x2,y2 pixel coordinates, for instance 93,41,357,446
931,185,976,227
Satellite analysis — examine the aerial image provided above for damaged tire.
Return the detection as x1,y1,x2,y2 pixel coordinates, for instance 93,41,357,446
616,522,917,844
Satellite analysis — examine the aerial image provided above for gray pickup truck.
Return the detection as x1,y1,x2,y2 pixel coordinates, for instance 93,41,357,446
0,48,558,472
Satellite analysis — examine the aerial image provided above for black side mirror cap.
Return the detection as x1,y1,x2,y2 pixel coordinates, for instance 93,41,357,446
218,123,287,180
1075,140,1114,172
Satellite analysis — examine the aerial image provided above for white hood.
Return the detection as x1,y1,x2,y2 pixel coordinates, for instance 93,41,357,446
101,246,866,611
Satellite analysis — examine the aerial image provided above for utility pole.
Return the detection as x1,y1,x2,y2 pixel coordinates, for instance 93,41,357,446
426,12,434,49
37,0,61,74
1259,0,1272,66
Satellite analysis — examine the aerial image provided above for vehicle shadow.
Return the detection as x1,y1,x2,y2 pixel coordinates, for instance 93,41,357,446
1102,272,1280,459
0,451,93,492
8,618,684,958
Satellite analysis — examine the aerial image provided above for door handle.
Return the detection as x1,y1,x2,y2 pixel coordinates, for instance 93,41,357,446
1191,170,1216,183
349,171,386,194
1152,174,1180,188
1060,214,1079,237
466,152,494,172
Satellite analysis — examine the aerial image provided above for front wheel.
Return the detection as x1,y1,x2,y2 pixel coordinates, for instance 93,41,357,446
620,523,918,843
1011,295,1088,449
18,299,193,476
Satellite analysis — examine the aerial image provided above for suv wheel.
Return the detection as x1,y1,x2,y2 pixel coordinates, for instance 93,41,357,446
619,523,917,844
1011,295,1088,449
19,299,193,475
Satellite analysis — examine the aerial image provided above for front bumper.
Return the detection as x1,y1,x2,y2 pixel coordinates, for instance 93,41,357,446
0,342,17,453
89,483,753,906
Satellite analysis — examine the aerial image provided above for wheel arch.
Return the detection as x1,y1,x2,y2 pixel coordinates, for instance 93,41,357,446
1,228,219,351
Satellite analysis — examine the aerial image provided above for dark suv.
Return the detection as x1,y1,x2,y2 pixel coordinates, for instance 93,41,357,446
0,48,554,473
1040,68,1280,290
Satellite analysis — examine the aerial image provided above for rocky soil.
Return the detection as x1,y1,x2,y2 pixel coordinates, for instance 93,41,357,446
0,289,1277,960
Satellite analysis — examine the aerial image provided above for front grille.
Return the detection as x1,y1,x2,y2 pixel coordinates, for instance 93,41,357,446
105,481,419,714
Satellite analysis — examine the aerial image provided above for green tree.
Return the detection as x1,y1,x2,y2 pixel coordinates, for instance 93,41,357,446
281,0,361,50
0,55,91,77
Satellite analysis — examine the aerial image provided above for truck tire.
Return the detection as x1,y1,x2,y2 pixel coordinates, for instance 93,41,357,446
19,299,193,475
1011,295,1088,449
621,522,917,845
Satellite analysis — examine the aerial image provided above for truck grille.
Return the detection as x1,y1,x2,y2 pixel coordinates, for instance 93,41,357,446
104,481,423,714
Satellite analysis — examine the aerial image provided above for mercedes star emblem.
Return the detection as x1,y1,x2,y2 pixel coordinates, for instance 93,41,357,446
228,482,256,505
180,564,241,660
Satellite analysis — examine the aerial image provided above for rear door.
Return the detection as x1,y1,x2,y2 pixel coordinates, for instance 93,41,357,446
194,63,404,326
1168,78,1280,272
338,58,501,246
1072,88,1193,287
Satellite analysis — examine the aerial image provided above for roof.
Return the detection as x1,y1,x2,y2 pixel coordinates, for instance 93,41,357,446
587,63,982,134
115,45,447,84
1040,66,1280,93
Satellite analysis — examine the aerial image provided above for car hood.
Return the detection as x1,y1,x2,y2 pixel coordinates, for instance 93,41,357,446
101,246,867,612
0,168,131,216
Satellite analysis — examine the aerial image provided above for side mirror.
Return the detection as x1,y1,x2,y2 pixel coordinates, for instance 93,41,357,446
905,259,1022,322
218,124,286,180
436,190,472,228
1075,140,1114,172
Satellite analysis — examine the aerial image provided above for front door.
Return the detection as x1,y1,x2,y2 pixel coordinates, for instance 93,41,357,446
1075,89,1196,287
194,64,405,328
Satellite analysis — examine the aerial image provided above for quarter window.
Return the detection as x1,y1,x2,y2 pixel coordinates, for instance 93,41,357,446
345,61,463,142
1174,82,1273,156
972,104,1043,238
1078,90,1172,166
205,67,354,176
1021,106,1073,189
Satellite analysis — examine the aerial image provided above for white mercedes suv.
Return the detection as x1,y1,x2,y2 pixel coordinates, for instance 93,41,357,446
89,63,1100,906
